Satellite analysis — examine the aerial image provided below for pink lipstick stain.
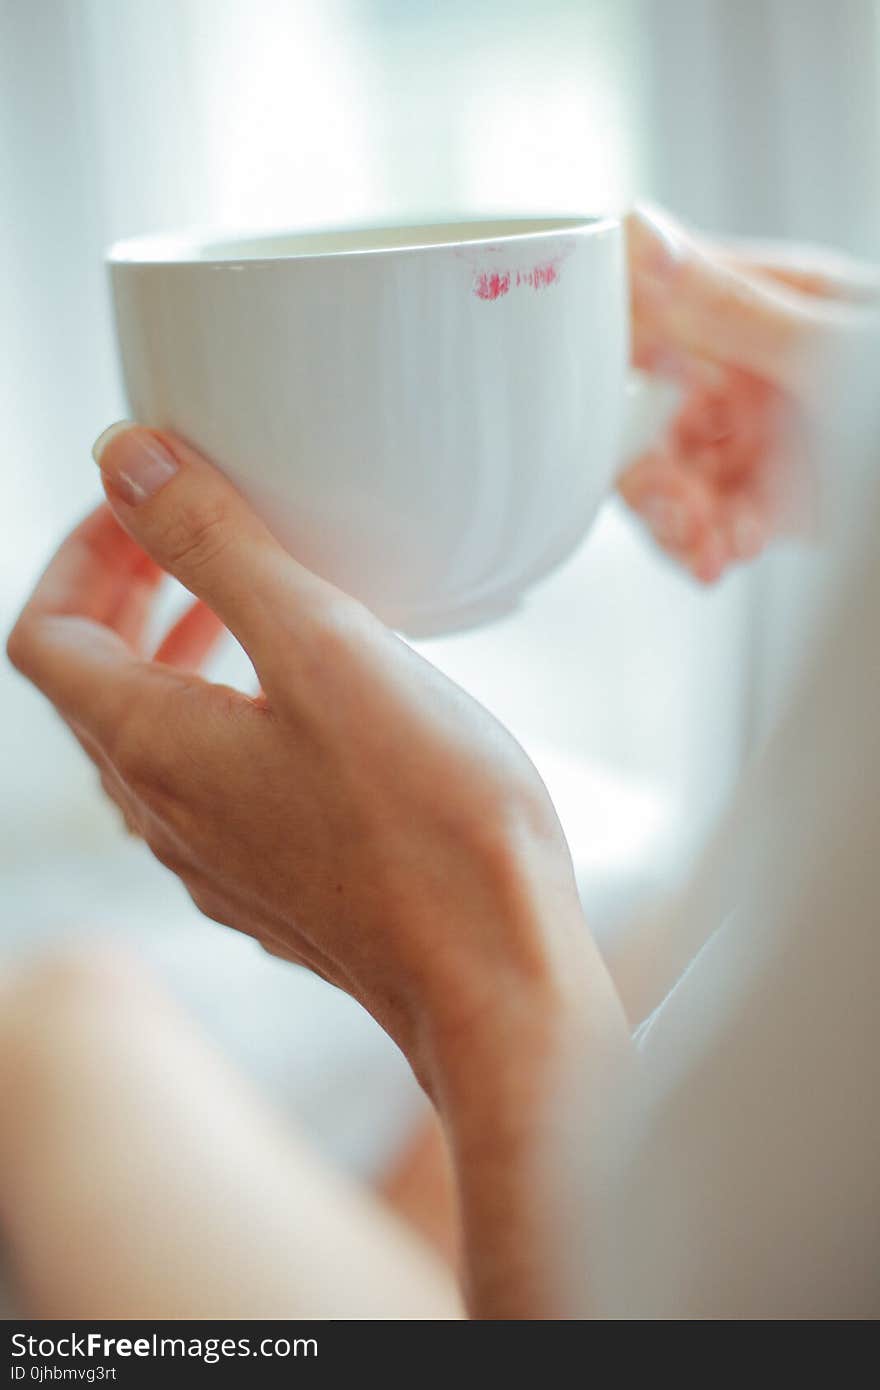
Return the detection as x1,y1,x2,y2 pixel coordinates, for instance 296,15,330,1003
473,269,512,300
459,242,574,302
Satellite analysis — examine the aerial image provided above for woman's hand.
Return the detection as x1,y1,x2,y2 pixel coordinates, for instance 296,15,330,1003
7,426,595,1089
622,204,879,582
9,426,633,1317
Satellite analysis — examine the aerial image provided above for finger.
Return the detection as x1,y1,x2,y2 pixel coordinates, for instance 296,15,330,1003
8,503,165,716
106,547,165,651
154,600,226,670
9,550,205,759
8,579,151,741
637,523,730,585
672,390,736,456
618,447,743,585
92,423,343,681
627,203,858,394
673,375,779,493
719,240,880,305
617,450,714,552
688,527,730,585
19,505,161,632
9,511,253,792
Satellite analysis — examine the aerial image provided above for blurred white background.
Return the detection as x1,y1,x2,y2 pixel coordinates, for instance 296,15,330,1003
1,0,878,1171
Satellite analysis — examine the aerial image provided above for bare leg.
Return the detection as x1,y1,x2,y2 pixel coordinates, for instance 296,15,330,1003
0,947,461,1320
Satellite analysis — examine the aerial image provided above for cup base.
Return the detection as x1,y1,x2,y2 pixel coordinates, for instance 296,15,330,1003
388,591,523,639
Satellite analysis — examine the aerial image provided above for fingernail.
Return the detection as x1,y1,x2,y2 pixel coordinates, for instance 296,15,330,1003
91,420,134,465
92,422,178,505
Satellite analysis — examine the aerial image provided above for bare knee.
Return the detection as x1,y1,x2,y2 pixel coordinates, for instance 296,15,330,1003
0,942,163,1146
2,940,154,1036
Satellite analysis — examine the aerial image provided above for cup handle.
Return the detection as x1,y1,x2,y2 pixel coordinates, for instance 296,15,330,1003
618,368,682,475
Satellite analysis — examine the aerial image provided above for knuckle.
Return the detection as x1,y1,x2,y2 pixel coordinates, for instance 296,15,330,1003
145,836,188,876
185,883,228,927
98,766,124,803
162,497,233,578
5,617,33,676
106,678,191,805
259,938,302,968
107,697,156,790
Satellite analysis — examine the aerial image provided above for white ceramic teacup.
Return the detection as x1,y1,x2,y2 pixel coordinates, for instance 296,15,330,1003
108,216,673,635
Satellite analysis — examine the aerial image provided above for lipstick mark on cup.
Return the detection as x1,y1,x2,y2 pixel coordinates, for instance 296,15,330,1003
457,241,574,301
517,262,561,290
473,269,512,300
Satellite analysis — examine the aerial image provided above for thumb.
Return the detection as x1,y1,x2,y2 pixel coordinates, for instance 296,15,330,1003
92,423,336,674
627,203,855,395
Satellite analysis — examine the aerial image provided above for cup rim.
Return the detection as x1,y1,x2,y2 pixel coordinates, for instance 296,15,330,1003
106,214,619,267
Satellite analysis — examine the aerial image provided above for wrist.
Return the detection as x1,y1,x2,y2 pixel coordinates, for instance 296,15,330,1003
426,935,613,1138
405,841,631,1318
426,946,626,1318
415,835,595,1099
